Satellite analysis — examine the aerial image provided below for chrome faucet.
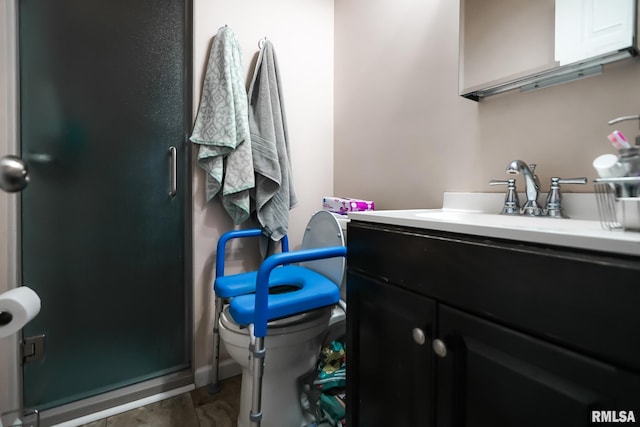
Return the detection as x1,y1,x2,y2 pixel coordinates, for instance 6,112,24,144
491,161,588,217
506,160,543,216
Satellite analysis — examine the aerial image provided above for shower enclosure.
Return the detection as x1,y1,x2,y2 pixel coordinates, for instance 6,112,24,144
1,0,193,424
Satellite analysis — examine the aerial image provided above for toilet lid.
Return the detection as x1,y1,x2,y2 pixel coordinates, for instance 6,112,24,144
299,210,346,289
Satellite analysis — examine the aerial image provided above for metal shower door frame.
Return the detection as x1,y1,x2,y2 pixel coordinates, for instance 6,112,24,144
0,0,195,423
0,0,23,417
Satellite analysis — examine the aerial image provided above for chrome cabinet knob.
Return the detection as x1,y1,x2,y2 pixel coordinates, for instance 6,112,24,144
0,155,29,193
432,339,447,358
412,328,426,345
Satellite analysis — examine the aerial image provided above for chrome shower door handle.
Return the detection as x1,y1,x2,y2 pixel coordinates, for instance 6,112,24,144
168,146,177,198
0,155,30,193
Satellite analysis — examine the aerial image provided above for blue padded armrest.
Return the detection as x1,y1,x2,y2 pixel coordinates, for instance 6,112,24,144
249,245,347,338
215,229,289,278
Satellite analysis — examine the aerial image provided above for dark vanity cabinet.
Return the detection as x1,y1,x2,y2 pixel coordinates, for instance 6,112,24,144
346,220,640,427
348,272,436,425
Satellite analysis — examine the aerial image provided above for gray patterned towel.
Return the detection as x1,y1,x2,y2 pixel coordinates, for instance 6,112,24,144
248,40,298,241
190,26,254,224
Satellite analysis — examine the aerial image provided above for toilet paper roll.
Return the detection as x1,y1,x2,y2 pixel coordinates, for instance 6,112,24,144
0,287,41,338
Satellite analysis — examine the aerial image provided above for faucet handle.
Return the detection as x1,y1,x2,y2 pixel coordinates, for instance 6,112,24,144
544,177,588,218
556,177,588,185
489,178,520,215
489,179,511,185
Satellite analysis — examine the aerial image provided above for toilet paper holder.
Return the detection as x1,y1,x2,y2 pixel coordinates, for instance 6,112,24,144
22,334,46,363
0,310,13,326
0,313,46,361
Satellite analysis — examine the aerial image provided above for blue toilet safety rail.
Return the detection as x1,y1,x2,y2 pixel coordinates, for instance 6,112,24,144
232,244,347,427
244,245,346,337
215,229,290,278
209,228,289,394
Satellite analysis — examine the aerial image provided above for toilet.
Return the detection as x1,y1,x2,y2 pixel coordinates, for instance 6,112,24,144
218,210,348,427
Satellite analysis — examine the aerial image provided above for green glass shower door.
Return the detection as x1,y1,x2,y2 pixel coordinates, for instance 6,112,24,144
19,0,191,410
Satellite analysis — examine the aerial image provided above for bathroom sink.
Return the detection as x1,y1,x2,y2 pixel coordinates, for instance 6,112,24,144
413,210,599,232
367,209,605,234
414,210,481,221
348,207,640,256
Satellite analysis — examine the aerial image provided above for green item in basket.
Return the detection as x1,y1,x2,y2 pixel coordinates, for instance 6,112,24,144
320,393,345,421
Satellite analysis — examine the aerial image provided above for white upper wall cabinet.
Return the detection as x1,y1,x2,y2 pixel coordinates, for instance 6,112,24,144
555,0,635,65
459,0,638,100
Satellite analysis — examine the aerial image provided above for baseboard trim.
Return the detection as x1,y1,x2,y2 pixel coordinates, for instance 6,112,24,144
194,358,241,388
47,360,241,426
51,384,195,427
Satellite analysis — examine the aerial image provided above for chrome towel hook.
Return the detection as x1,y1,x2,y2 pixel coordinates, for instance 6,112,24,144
258,36,267,49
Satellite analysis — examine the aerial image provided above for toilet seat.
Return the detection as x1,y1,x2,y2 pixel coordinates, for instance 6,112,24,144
220,305,331,336
229,211,346,327
222,210,346,331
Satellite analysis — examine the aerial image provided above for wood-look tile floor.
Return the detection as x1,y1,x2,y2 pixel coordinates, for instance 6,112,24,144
80,375,240,427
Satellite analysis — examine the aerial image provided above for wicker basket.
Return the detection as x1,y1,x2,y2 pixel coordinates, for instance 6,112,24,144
594,177,640,231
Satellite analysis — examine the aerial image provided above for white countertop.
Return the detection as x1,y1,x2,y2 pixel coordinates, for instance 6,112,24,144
347,193,640,257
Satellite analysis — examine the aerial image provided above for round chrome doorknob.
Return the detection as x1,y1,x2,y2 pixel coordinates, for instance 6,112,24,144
432,339,447,358
412,328,426,345
0,155,29,193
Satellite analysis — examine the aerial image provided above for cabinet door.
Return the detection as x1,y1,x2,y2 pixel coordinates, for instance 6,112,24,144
555,0,634,65
436,305,640,427
347,271,436,426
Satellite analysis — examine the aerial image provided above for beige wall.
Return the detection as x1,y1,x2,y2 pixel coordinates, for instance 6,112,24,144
192,0,334,378
462,0,555,91
334,0,640,211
